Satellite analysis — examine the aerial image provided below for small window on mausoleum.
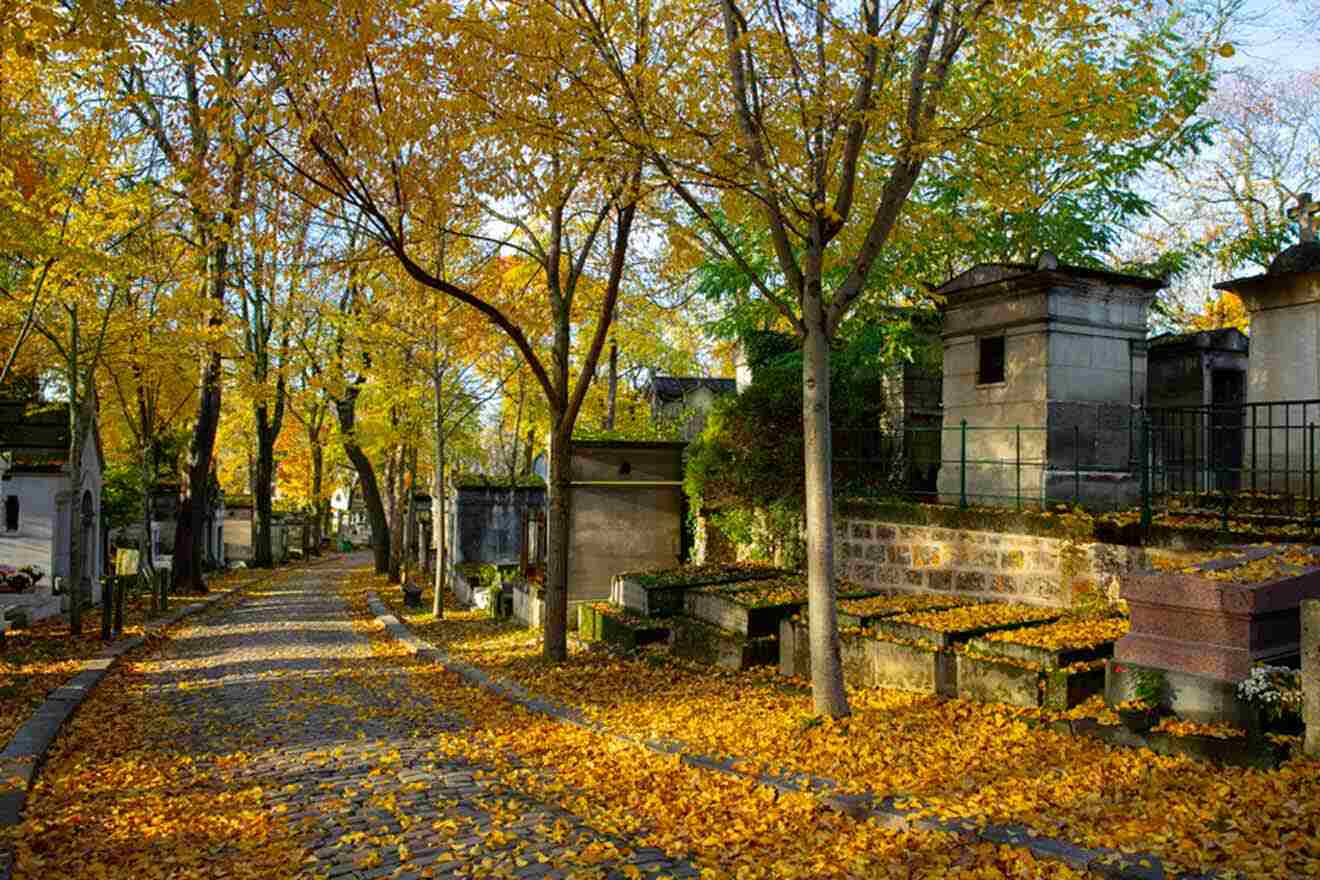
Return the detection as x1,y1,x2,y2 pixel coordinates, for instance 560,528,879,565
978,335,1006,385
4,495,18,532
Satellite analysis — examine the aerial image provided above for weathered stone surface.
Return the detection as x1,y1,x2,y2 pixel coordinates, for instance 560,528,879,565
1042,665,1106,710
868,639,951,695
876,612,1059,650
1105,659,1252,725
783,620,874,688
1303,599,1319,757
668,617,777,670
1117,565,1320,682
684,590,802,638
966,634,1113,669
577,604,668,651
956,654,1042,708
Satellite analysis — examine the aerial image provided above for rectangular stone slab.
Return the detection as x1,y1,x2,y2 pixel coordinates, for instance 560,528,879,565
668,617,778,670
956,654,1044,709
836,595,974,629
957,654,1106,709
685,589,803,637
1117,567,1320,682
778,619,873,688
577,604,668,651
868,639,955,696
875,613,1060,650
610,568,787,617
965,634,1114,669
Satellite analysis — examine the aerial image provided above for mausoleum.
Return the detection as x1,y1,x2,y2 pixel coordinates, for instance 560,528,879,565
934,255,1165,509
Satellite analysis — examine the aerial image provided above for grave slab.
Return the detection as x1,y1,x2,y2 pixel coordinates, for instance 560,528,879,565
1116,551,1320,682
668,617,778,671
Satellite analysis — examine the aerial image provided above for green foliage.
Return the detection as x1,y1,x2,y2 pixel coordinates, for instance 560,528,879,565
459,562,501,593
1132,666,1170,709
101,463,142,532
685,324,934,528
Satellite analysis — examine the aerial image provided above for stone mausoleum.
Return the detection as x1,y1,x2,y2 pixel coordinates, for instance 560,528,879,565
935,255,1165,510
1215,194,1320,495
1145,328,1249,493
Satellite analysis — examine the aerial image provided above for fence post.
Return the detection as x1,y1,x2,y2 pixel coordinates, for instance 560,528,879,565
959,419,968,510
1139,414,1152,530
1015,425,1022,512
1311,422,1316,541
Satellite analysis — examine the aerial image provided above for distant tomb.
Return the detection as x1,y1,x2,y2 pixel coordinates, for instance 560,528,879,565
1145,328,1249,493
934,256,1164,509
1215,194,1320,496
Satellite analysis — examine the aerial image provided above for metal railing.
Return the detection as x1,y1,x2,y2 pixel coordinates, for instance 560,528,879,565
834,422,1132,511
1145,400,1320,530
832,398,1320,529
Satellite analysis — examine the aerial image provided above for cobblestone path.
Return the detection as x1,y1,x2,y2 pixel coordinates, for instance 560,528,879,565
143,555,696,880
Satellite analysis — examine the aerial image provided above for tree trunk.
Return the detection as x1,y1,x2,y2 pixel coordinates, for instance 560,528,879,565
335,387,390,573
174,349,222,594
67,390,86,634
253,403,276,567
543,421,571,661
432,369,446,617
605,341,618,430
523,428,535,475
388,443,404,580
802,299,850,718
309,440,323,555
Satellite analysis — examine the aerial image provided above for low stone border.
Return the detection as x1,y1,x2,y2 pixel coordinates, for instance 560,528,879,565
367,592,1223,880
0,554,343,874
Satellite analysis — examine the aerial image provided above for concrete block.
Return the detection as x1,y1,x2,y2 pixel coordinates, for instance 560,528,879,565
868,638,952,696
957,654,1043,708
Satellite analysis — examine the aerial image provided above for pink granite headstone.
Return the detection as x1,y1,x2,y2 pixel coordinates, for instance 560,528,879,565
1117,548,1320,683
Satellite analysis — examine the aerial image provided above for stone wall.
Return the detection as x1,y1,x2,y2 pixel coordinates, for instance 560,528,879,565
836,517,1146,608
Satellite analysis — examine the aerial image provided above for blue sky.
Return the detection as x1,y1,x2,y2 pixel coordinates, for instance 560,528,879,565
1233,1,1319,69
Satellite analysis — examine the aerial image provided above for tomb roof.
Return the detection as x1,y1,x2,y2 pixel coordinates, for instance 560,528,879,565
1147,327,1248,354
1267,240,1320,275
647,376,738,402
934,261,1166,301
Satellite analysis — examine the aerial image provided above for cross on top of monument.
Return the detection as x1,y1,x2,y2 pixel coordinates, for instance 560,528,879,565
1287,192,1320,243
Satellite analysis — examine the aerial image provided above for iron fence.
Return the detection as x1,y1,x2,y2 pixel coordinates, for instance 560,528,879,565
1145,400,1320,530
832,398,1320,529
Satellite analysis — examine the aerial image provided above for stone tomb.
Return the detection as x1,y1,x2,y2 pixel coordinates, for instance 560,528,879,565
1215,204,1320,496
933,256,1164,509
1145,328,1249,493
1113,546,1320,723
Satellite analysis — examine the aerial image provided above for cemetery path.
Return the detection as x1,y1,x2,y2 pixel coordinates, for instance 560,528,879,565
10,554,698,880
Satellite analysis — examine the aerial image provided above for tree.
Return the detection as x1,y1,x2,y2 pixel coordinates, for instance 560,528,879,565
573,0,1219,715
266,1,648,660
117,2,267,592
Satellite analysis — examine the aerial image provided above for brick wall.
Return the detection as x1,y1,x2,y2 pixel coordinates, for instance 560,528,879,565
836,517,1146,608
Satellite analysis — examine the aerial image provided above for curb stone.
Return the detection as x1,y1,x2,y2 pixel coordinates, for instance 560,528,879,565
368,592,1225,880
0,554,343,879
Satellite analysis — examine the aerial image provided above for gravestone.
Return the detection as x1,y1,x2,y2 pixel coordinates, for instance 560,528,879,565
1215,194,1320,494
933,255,1164,509
1304,598,1319,756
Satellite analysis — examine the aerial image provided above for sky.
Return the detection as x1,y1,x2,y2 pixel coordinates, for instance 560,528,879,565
1233,1,1320,69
